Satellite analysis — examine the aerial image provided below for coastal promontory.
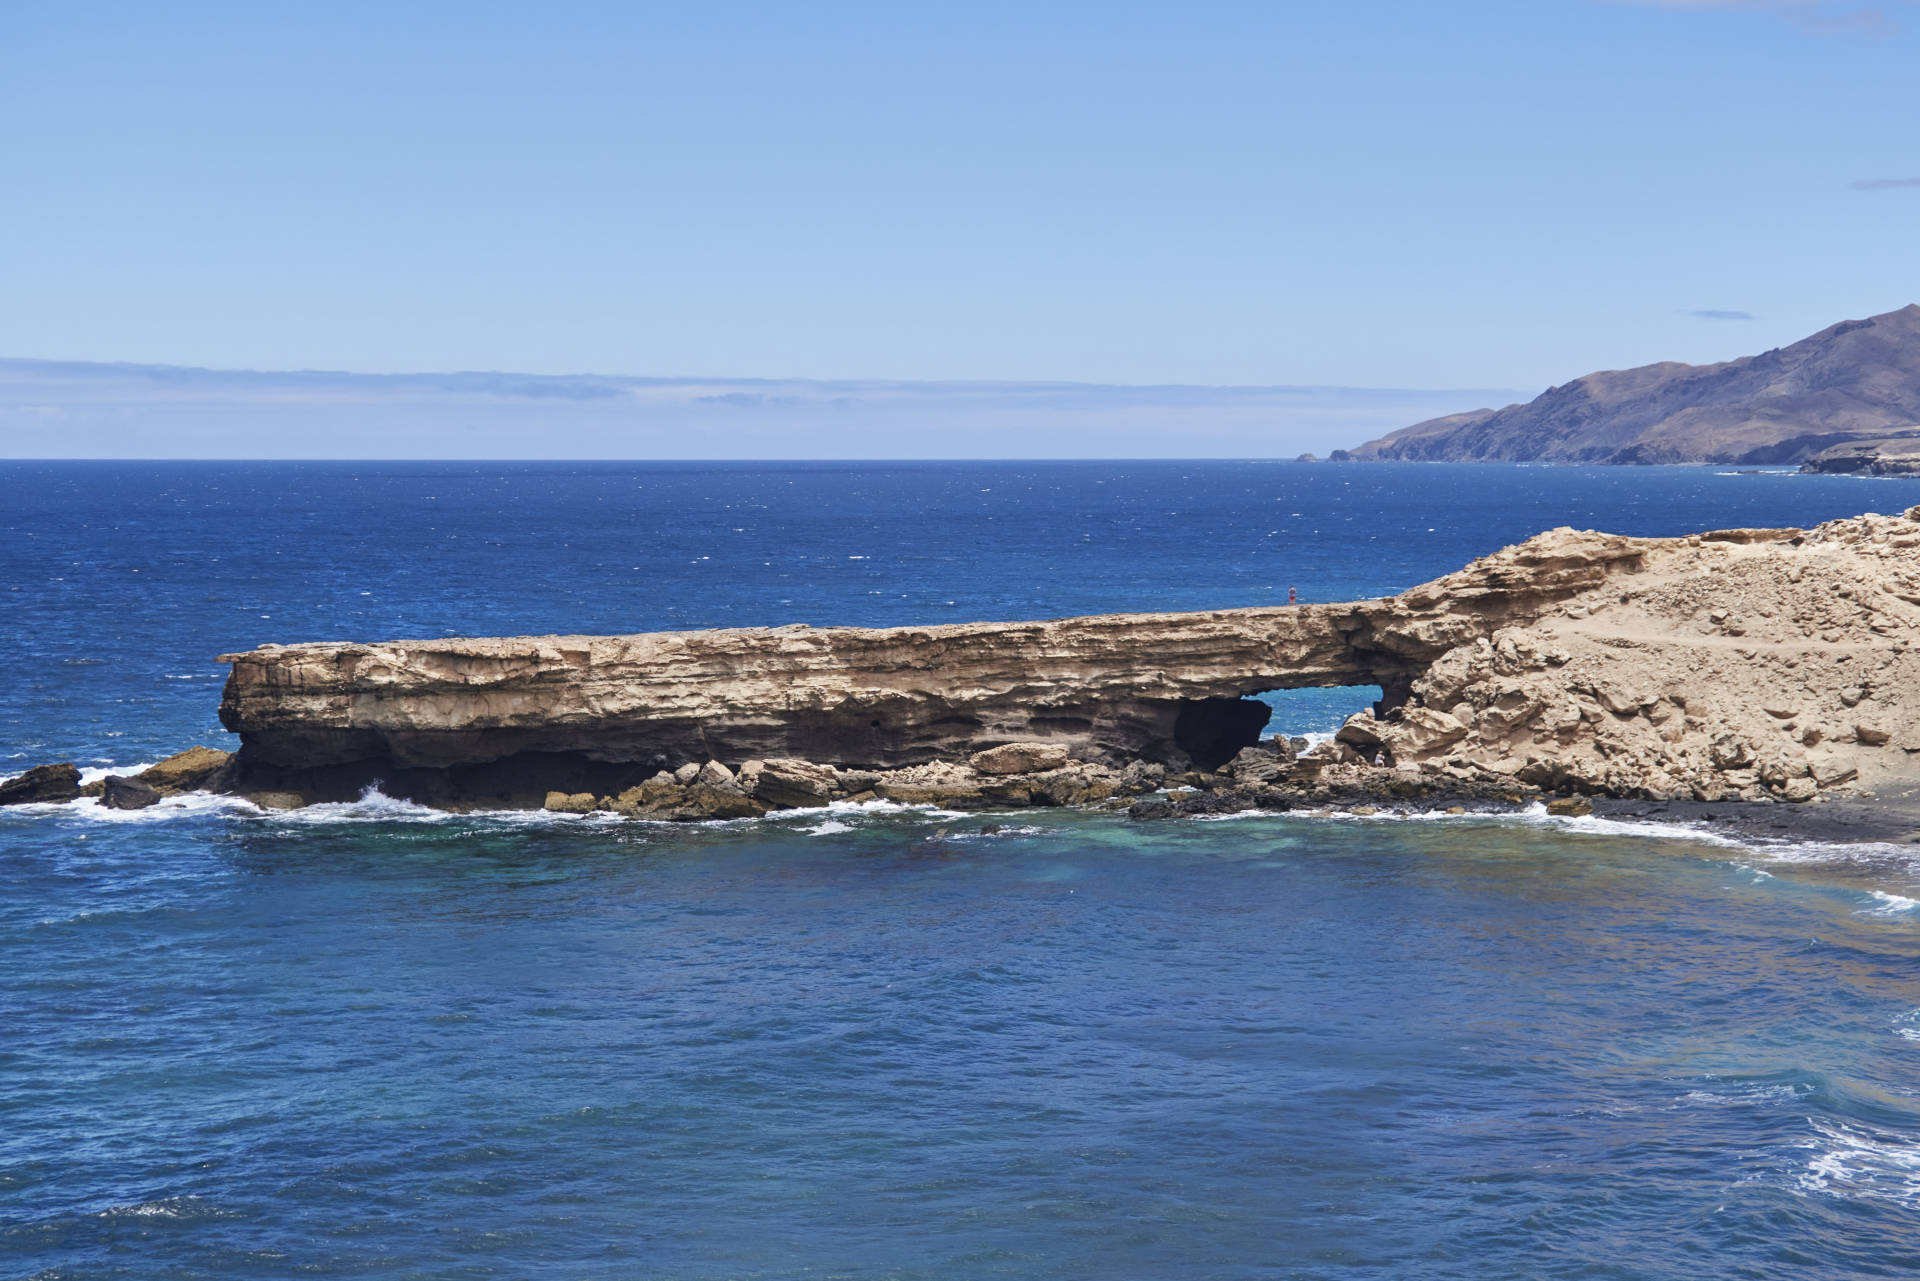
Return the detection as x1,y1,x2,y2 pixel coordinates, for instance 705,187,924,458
1343,304,1920,465
200,508,1920,814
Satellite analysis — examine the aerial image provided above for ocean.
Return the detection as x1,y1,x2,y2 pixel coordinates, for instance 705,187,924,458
5,460,1920,1279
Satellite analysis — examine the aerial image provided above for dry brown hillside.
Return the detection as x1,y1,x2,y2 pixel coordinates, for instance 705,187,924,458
1346,304,1920,465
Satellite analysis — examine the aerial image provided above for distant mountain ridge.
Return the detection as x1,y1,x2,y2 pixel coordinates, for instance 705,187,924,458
1344,304,1920,465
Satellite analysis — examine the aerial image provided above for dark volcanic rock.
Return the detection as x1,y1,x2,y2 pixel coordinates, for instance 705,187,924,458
1348,304,1920,465
101,775,163,810
0,763,82,806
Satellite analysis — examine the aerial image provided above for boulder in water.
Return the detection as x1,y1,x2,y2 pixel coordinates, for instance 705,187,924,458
137,746,233,794
0,763,82,806
101,775,162,810
740,758,837,808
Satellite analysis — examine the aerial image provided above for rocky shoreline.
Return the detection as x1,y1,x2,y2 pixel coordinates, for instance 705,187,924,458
0,736,1590,823
9,737,1920,850
9,509,1920,847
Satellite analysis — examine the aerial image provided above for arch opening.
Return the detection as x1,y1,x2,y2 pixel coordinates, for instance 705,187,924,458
1172,698,1272,771
1251,685,1385,748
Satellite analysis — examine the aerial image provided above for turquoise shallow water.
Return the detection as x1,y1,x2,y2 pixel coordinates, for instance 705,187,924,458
6,461,1920,1278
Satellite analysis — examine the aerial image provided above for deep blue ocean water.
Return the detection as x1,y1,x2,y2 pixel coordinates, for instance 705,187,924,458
6,461,1920,1279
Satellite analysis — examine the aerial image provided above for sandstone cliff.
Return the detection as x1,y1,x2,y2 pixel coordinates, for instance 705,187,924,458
215,530,1646,806
1346,304,1920,465
1331,509,1920,802
209,507,1920,811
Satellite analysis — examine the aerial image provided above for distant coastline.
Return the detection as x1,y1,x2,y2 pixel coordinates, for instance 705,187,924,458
0,356,1518,462
1343,303,1920,467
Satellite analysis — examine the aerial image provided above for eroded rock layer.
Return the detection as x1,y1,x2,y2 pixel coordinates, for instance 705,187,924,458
215,529,1643,803
214,507,1920,808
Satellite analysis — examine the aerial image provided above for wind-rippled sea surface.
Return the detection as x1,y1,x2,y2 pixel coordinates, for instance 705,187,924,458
6,461,1920,1279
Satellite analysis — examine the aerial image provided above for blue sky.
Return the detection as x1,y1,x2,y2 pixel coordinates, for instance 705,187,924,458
1,0,1916,446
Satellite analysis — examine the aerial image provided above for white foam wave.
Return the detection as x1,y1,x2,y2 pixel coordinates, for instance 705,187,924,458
1285,731,1337,749
97,792,254,822
1189,802,1755,839
77,762,158,785
3,790,254,824
2,781,1000,830
1799,1120,1920,1208
1545,807,1753,849
1191,807,1295,822
2,761,161,787
265,786,653,827
622,796,989,830
1698,834,1920,911
1864,890,1920,916
95,1195,227,1222
953,823,1047,838
265,786,460,824
1675,1083,1803,1109
808,797,980,820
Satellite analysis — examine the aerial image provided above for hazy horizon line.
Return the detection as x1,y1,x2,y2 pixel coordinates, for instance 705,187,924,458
0,353,1522,403
0,355,1531,460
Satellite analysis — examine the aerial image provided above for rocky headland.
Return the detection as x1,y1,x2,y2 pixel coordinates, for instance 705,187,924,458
9,508,1920,833
1342,304,1920,466
1799,434,1920,477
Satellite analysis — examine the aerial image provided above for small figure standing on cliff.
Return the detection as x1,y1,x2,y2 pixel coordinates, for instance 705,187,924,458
1288,586,1298,605
1372,750,1386,768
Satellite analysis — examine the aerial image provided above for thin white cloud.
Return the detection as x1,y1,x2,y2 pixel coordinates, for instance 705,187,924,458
1852,176,1920,189
1684,309,1756,320
1606,0,1897,33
